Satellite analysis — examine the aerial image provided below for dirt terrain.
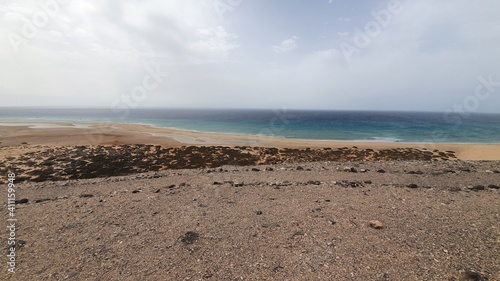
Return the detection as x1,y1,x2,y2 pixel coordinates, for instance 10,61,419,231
3,156,499,280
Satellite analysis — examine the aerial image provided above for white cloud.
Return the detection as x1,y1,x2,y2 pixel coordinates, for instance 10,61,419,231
272,36,299,53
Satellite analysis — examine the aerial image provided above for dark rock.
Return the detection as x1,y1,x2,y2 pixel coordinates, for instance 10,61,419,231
272,264,284,272
79,194,94,198
167,184,176,189
232,182,245,187
364,180,373,184
132,189,141,193
17,240,26,248
255,211,263,215
251,168,260,172
180,231,199,245
494,170,500,174
15,198,29,204
377,169,386,173
328,219,336,225
488,184,500,189
213,181,223,185
471,185,485,191
407,184,418,188
296,166,304,171
265,167,274,171
308,180,321,185
35,198,51,203
461,270,486,281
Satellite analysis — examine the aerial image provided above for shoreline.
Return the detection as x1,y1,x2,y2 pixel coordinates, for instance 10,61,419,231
1,121,500,160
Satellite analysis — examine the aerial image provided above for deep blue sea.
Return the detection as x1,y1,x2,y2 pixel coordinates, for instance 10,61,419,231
1,107,500,143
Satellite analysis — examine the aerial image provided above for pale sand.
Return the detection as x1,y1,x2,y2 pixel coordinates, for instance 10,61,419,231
1,122,500,160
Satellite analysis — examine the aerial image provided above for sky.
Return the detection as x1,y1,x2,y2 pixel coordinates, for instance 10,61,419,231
1,0,500,113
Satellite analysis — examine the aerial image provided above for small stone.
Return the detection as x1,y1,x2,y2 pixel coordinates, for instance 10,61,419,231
265,167,274,171
377,169,386,173
15,198,29,204
488,184,500,189
131,189,141,193
35,198,51,203
328,219,336,225
461,270,485,281
79,194,94,198
296,166,304,171
251,168,260,172
407,184,418,188
308,180,321,185
180,231,199,245
369,220,383,229
470,185,485,191
255,211,263,215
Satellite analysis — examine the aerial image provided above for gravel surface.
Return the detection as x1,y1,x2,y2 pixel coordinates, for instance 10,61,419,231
4,160,500,280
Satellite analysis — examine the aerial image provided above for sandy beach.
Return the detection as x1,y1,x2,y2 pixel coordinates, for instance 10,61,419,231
1,122,500,160
1,121,499,280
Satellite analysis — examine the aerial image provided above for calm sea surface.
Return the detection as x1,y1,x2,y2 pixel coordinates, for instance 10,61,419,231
1,107,500,143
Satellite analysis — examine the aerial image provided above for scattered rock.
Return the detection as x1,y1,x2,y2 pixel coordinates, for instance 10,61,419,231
470,185,485,191
328,219,337,225
488,184,500,189
251,168,260,172
35,198,51,203
255,211,263,215
460,270,486,281
296,166,304,171
180,231,199,245
132,189,141,193
272,264,284,272
232,182,245,187
308,180,321,186
377,169,386,173
79,194,94,198
407,184,418,189
343,167,357,173
265,167,274,171
15,198,29,204
369,220,383,229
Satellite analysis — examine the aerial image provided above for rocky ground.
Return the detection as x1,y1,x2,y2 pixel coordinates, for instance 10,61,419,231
3,155,500,280
0,144,457,183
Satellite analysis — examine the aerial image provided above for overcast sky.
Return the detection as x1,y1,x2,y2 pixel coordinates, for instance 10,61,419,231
1,0,499,113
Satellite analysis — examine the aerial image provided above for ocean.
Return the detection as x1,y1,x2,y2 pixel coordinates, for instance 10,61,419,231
1,107,500,143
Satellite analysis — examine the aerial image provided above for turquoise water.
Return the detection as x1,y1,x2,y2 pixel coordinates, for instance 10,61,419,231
1,107,500,143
